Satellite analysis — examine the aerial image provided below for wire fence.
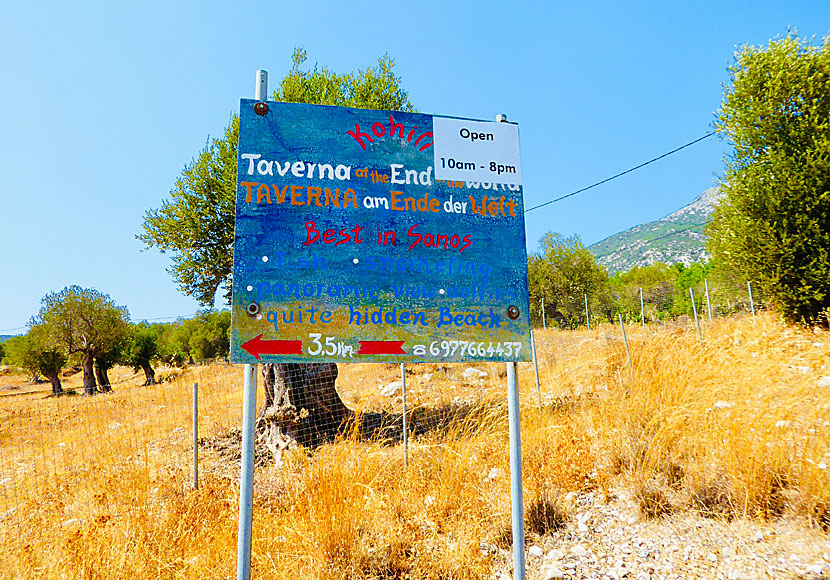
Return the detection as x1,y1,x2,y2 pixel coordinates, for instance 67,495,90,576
530,279,768,330
0,358,530,546
0,289,770,558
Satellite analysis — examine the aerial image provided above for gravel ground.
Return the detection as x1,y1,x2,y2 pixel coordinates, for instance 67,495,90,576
492,488,830,580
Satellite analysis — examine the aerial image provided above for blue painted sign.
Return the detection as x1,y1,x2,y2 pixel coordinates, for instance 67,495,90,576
230,100,531,363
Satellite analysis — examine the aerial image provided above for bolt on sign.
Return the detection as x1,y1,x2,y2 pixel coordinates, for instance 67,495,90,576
230,100,531,363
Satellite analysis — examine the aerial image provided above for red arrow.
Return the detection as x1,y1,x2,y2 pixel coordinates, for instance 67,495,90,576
357,341,406,355
241,335,303,360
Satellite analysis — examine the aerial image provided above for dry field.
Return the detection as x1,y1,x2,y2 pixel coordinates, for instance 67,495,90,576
0,312,828,579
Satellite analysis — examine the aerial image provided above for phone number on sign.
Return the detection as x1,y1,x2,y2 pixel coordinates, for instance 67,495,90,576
411,340,523,358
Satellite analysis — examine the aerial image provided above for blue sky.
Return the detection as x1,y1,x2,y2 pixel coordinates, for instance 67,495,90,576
1,1,828,332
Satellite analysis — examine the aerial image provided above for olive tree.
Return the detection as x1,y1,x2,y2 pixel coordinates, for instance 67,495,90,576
35,286,131,395
5,325,67,395
709,34,830,324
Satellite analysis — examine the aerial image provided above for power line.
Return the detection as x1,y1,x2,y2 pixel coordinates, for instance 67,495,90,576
524,131,717,213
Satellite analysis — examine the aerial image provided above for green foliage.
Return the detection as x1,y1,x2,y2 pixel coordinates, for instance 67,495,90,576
4,325,67,389
34,286,131,358
610,263,679,322
528,232,610,327
139,119,238,305
152,310,231,364
33,286,131,394
177,310,231,361
140,50,414,306
124,324,162,371
670,262,715,317
278,48,414,112
709,33,830,325
0,340,5,364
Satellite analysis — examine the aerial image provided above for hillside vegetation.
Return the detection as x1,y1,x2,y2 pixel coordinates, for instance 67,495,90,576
1,313,828,579
588,187,720,274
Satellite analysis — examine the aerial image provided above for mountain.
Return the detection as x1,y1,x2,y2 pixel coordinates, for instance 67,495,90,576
588,187,721,273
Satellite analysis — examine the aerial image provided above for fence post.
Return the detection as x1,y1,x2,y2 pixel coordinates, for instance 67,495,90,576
541,297,546,329
401,363,408,470
531,330,542,411
704,279,712,323
192,382,199,490
639,287,645,327
747,281,756,320
690,288,702,342
585,294,590,330
618,313,633,376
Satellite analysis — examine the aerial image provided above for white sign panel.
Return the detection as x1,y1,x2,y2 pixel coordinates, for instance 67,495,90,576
432,116,522,185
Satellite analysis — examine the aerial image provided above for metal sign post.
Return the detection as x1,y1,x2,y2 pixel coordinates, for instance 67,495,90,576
237,363,257,580
236,69,267,580
506,361,525,580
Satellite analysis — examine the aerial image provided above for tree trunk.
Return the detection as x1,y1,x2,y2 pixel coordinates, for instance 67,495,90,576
82,353,97,396
257,363,354,464
94,362,113,393
141,362,156,385
43,371,63,396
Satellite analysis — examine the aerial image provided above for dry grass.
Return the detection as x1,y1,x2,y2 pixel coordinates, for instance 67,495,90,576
1,312,828,578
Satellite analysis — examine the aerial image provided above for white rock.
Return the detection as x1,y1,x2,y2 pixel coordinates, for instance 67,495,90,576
380,381,402,397
424,495,435,507
546,548,565,561
714,400,735,409
818,376,830,387
462,367,488,380
421,373,433,382
529,545,543,557
570,544,588,557
488,468,504,480
797,366,811,374
578,522,589,532
807,563,826,575
542,565,567,580
775,420,792,428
